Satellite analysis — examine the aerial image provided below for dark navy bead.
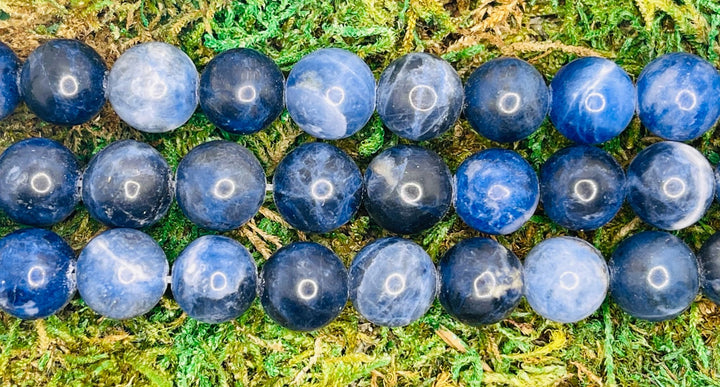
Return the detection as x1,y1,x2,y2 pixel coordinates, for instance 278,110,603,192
0,41,21,120
698,232,720,305
377,53,464,141
260,242,348,331
464,57,549,143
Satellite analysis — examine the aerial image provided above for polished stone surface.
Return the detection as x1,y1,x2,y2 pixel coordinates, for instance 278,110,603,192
175,141,266,231
273,142,362,233
349,237,437,327
626,141,714,230
464,57,549,143
199,48,284,134
171,235,257,324
364,145,452,234
0,138,81,226
377,53,464,141
285,48,375,139
454,149,539,235
638,53,720,141
20,39,107,125
438,238,523,326
540,145,626,230
108,42,198,133
549,57,635,144
0,41,21,120
524,237,608,323
609,231,699,321
0,229,76,319
260,242,348,331
698,232,720,305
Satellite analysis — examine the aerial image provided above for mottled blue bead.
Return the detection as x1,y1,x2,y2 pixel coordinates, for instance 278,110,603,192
77,228,168,319
524,237,608,323
260,242,348,331
199,48,284,134
171,235,257,324
609,231,699,321
627,141,714,230
20,39,107,126
108,42,198,133
540,145,626,231
638,53,720,141
176,141,266,231
273,142,362,233
698,232,720,305
82,140,173,229
0,41,21,120
364,145,452,234
349,237,437,327
464,57,549,143
454,149,538,235
0,138,80,226
438,238,523,326
377,53,464,141
285,48,375,139
549,57,635,144
716,163,720,203
0,229,75,319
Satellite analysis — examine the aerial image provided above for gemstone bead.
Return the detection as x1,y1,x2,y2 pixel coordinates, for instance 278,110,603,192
698,232,720,305
0,41,21,120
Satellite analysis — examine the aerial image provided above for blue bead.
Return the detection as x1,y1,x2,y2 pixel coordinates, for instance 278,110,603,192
19,39,107,126
549,57,636,144
82,140,173,229
260,242,348,331
0,138,80,226
699,232,720,305
171,235,257,324
540,145,626,230
716,163,720,203
77,228,168,319
377,53,464,141
285,48,375,139
464,57,549,143
273,142,362,233
627,141,714,230
0,229,76,319
176,141,266,231
108,42,198,133
609,231,699,321
523,237,608,323
438,238,523,326
638,53,720,141
364,145,452,234
0,41,21,120
454,149,539,235
199,48,284,135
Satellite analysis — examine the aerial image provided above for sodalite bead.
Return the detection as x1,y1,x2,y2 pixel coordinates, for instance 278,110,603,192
638,53,720,141
377,53,464,141
549,57,635,144
171,235,257,324
0,41,21,120
108,42,198,133
260,242,348,331
82,140,173,229
523,237,608,323
626,141,714,230
699,232,720,305
175,141,266,231
464,57,550,143
0,138,80,226
199,48,284,134
285,48,375,139
20,39,107,126
438,238,523,326
454,149,539,235
610,231,699,321
539,145,626,231
273,142,362,233
364,145,452,234
0,229,76,319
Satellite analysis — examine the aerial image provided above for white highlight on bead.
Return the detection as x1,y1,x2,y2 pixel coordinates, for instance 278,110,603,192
310,179,334,200
117,266,137,284
27,266,46,288
675,89,697,111
497,92,521,114
123,180,141,200
132,74,168,100
487,184,511,201
384,273,406,296
325,86,345,106
559,271,580,290
584,92,606,113
662,177,686,199
408,85,437,112
30,172,52,194
573,179,598,202
210,271,228,291
59,75,79,97
297,279,318,300
237,85,257,103
213,178,236,199
647,266,670,289
399,182,422,204
473,271,496,299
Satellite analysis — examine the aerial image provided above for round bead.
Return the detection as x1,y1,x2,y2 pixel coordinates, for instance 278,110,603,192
273,142,362,233
0,41,21,120
285,48,375,139
377,52,464,141
175,141,266,231
698,232,720,305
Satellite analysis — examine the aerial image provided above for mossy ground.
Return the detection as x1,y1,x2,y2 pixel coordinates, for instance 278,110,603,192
0,0,720,385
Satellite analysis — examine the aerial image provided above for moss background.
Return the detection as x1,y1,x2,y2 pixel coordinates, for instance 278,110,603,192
1,0,720,385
